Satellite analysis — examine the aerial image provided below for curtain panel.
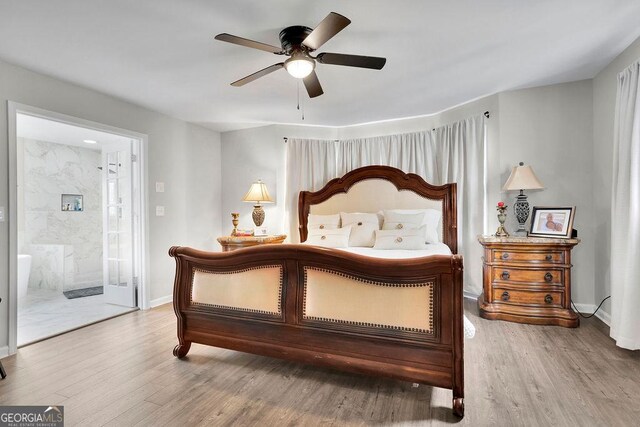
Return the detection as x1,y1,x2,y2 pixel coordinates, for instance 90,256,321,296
285,115,486,294
610,60,640,350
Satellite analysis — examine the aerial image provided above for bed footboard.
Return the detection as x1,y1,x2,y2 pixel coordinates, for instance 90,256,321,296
170,244,464,417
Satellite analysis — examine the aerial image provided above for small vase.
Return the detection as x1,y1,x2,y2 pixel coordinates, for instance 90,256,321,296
231,213,240,236
495,208,509,237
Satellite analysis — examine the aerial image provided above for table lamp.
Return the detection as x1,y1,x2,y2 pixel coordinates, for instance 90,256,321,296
502,162,545,233
242,179,274,227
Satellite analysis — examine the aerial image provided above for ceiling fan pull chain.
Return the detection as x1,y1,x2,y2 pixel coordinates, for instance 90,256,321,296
296,80,304,120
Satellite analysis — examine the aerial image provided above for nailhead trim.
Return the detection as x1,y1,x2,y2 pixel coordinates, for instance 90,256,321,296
191,265,283,315
302,266,434,333
303,315,430,333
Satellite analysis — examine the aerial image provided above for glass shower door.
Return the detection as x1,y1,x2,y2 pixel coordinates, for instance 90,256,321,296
102,141,136,307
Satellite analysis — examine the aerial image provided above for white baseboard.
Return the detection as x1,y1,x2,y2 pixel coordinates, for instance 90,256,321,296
463,291,480,300
572,303,595,314
0,345,9,358
150,295,172,308
595,309,611,326
572,303,611,326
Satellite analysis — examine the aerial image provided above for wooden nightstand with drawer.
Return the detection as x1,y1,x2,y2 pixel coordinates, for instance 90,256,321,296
477,236,580,327
217,234,287,252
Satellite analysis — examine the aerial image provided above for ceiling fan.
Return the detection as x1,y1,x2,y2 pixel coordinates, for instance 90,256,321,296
214,12,386,98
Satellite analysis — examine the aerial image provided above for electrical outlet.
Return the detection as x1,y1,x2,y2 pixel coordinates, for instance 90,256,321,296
156,206,165,216
155,182,165,193
0,206,4,222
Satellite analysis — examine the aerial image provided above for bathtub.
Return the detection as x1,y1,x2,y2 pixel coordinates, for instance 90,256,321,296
17,254,32,300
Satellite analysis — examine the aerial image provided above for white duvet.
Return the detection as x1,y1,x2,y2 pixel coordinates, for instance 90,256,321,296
336,243,453,258
334,244,476,339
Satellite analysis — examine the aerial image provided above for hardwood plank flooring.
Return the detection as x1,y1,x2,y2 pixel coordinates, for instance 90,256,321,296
1,299,638,426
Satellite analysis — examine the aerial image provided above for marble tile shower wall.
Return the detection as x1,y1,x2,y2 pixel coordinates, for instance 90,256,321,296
19,138,103,291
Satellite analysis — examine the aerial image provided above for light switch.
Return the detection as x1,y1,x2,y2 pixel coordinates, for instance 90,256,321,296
156,206,165,216
0,206,4,222
155,182,165,193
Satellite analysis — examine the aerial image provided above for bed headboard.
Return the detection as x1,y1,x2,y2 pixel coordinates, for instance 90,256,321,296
298,165,458,253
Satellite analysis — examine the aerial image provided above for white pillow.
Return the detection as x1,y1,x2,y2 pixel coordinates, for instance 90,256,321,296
340,212,380,247
305,226,352,248
373,227,427,250
385,209,441,243
382,211,425,232
308,213,340,230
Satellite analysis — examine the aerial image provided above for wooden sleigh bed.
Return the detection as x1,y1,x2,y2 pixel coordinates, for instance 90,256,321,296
170,165,465,417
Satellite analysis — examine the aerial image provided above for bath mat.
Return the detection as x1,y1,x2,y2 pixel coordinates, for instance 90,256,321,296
63,286,104,299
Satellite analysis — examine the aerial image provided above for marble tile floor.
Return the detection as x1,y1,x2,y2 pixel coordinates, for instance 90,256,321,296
18,288,137,347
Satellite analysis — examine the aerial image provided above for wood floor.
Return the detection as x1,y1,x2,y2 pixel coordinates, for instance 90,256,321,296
1,299,638,426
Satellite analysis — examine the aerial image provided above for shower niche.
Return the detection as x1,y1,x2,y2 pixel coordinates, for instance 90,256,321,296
61,194,83,211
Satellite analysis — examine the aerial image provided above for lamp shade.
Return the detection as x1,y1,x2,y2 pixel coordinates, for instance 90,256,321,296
242,180,274,203
502,162,545,191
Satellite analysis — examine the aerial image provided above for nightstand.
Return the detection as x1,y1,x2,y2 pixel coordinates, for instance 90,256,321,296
477,235,580,328
217,234,287,252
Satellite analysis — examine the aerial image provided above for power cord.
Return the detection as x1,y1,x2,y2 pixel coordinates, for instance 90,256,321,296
571,296,610,319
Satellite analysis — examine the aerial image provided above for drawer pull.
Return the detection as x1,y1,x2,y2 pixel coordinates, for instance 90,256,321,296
501,271,510,280
501,291,510,301
544,272,553,282
545,254,553,261
501,253,509,260
544,294,553,304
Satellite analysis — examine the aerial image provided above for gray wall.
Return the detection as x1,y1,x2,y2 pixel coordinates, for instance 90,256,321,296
0,59,222,354
221,125,336,236
498,81,594,305
592,36,640,316
220,82,598,307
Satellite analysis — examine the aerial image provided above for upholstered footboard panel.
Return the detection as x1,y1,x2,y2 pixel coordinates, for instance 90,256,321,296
170,244,464,417
303,267,434,335
191,266,283,316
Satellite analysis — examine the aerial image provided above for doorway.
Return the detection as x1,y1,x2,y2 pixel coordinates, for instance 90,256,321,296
7,103,148,351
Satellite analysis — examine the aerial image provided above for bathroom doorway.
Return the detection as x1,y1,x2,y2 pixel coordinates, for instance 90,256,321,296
7,104,148,350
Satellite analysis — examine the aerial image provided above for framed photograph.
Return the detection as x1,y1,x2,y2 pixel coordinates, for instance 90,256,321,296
529,206,576,239
254,226,269,236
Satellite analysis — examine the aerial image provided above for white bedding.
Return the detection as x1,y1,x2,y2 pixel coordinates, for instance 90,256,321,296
334,243,476,339
336,243,452,259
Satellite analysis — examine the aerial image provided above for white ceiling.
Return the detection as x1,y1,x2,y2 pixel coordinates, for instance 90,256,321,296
17,114,134,150
2,1,640,132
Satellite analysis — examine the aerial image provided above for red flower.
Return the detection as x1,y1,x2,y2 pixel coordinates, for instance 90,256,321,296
497,202,505,207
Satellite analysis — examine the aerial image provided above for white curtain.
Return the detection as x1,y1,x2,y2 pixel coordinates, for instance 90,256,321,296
285,115,486,294
610,60,640,350
285,138,338,241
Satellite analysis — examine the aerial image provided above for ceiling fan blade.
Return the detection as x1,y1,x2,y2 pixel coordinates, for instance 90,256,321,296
215,33,283,54
303,71,324,98
231,63,284,87
302,12,351,50
316,52,386,70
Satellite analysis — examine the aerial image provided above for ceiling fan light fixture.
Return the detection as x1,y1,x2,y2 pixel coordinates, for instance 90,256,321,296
216,12,386,97
284,53,315,78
